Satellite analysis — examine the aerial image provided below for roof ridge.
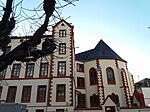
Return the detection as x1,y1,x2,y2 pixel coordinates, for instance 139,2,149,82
75,39,126,62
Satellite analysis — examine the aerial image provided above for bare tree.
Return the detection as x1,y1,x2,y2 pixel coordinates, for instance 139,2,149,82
0,0,78,72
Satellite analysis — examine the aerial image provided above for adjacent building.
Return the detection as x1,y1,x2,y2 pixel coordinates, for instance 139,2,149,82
134,78,150,106
0,19,150,112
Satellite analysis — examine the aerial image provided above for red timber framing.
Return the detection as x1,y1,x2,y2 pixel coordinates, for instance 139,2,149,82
121,68,131,106
69,24,74,106
96,58,105,105
48,19,75,106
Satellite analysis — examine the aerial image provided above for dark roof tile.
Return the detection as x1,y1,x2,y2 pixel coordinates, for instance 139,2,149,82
75,39,126,62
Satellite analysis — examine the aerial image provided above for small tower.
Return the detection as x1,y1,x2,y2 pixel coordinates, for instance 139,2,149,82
47,19,75,111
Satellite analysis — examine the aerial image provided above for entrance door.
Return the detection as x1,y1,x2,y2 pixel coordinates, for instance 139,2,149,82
105,106,116,112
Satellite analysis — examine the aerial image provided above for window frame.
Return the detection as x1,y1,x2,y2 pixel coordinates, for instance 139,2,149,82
89,68,97,85
106,67,116,85
77,94,86,108
77,77,85,89
56,84,66,102
0,69,6,78
58,61,66,76
36,109,44,112
6,86,17,103
39,63,49,77
36,85,47,102
90,94,99,107
21,86,32,103
59,43,66,54
11,63,21,78
59,30,66,37
77,63,84,72
25,63,34,78
56,109,65,112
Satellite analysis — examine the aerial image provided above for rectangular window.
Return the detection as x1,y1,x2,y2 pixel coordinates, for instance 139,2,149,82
56,109,64,112
56,84,65,102
77,77,85,88
25,63,34,77
77,94,85,108
36,109,44,112
11,63,21,78
21,86,32,102
59,30,66,37
6,86,17,103
77,63,84,72
37,85,46,102
0,69,6,78
0,87,2,99
59,43,66,54
90,94,99,107
58,61,66,76
39,63,48,77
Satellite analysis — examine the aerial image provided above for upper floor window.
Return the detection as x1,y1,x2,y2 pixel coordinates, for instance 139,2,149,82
25,63,34,77
6,86,17,103
0,69,6,78
89,68,97,85
59,43,66,54
59,30,66,37
106,67,116,85
21,86,32,103
11,63,21,78
90,94,99,107
39,63,48,77
56,84,65,102
58,61,66,76
36,85,46,102
77,77,85,88
77,63,84,72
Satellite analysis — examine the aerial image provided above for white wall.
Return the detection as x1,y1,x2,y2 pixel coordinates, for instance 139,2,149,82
142,88,150,106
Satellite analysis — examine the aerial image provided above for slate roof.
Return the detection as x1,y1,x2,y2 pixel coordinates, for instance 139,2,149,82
75,39,126,62
135,78,150,87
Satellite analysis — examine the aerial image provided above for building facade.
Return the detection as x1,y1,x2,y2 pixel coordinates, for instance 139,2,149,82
134,78,150,106
0,20,150,112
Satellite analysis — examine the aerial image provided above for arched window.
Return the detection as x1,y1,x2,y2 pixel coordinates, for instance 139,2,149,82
106,67,116,85
89,68,97,85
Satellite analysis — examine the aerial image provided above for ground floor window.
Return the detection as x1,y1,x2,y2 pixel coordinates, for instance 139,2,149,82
77,94,85,107
90,94,99,107
56,109,64,112
36,109,44,112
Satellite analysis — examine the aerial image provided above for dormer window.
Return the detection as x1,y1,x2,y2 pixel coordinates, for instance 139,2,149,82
25,63,34,78
59,30,66,37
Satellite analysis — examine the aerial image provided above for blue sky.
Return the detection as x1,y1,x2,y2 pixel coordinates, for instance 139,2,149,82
1,0,150,82
61,0,150,82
